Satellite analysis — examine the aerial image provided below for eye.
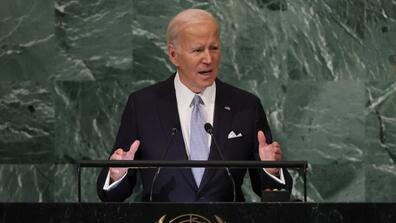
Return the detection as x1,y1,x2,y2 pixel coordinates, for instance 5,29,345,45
192,47,203,53
210,45,219,51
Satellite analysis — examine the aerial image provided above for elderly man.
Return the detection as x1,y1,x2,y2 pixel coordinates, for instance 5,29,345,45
97,9,292,202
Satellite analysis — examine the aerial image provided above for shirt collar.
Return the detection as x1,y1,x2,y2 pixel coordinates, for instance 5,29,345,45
174,71,216,108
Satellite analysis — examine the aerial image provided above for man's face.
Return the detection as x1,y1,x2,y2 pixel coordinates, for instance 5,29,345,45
168,20,221,93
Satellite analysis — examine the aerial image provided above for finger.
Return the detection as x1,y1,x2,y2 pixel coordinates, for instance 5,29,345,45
126,140,140,159
110,154,122,160
110,148,125,160
272,142,281,155
257,131,268,147
274,154,282,161
272,142,282,160
274,148,281,156
129,140,140,154
114,148,124,155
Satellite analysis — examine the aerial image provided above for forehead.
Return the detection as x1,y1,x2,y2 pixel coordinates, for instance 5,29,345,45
178,20,220,43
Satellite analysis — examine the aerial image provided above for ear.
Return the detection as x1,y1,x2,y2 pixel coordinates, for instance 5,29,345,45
167,43,179,66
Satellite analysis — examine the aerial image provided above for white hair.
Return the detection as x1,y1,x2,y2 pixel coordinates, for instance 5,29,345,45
166,9,220,45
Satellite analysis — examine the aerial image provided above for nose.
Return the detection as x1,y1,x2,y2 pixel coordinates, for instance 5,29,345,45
202,49,212,64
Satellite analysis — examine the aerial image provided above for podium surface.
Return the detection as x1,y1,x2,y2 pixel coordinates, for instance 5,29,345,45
1,202,395,223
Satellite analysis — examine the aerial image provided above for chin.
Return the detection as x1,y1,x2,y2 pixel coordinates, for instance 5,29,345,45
200,75,216,82
201,81,215,89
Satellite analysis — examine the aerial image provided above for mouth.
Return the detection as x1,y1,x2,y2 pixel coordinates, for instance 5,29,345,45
198,70,213,75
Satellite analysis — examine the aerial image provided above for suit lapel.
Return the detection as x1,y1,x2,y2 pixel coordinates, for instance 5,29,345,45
156,75,198,191
199,79,234,191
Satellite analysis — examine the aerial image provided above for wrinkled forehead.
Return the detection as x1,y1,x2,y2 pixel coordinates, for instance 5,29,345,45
180,19,219,35
167,10,220,44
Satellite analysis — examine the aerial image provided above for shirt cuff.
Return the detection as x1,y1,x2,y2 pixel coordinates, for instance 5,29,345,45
103,170,128,191
263,168,286,185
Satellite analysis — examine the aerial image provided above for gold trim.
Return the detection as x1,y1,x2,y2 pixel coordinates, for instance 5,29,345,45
156,213,225,223
214,215,225,223
157,215,167,223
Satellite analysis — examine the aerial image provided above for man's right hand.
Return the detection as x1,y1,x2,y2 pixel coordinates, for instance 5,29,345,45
109,140,140,182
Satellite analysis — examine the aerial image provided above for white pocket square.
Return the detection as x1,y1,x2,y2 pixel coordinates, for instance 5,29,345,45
228,131,242,139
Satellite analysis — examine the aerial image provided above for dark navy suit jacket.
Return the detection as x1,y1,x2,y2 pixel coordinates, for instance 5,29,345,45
97,75,292,202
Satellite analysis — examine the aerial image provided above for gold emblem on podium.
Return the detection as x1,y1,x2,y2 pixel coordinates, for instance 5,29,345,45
157,213,225,223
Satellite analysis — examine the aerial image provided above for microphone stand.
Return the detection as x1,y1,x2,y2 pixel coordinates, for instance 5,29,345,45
149,127,178,201
204,123,236,202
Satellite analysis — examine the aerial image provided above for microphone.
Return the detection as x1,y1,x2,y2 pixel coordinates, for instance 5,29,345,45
204,123,236,202
149,126,178,201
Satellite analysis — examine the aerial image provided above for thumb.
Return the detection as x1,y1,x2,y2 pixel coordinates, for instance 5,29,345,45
126,140,140,159
257,130,268,147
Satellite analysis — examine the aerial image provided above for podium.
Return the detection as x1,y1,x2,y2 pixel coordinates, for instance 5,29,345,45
77,160,308,202
1,202,396,222
1,161,395,222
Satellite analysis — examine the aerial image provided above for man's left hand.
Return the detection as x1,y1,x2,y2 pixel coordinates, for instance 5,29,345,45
257,130,282,176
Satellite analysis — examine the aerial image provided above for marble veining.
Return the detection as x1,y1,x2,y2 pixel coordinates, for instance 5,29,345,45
0,0,395,202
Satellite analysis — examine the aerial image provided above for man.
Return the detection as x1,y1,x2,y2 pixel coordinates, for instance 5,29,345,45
97,9,292,202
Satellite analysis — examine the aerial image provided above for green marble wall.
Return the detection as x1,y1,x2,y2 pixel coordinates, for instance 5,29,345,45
0,0,395,202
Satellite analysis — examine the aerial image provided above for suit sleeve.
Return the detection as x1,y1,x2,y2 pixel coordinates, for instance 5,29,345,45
248,97,293,196
97,94,140,202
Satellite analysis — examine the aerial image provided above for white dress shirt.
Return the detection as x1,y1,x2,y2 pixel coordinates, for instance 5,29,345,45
174,72,215,157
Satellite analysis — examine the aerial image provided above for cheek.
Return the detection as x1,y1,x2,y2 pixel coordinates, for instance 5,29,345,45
215,53,222,62
211,54,221,65
191,59,203,69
